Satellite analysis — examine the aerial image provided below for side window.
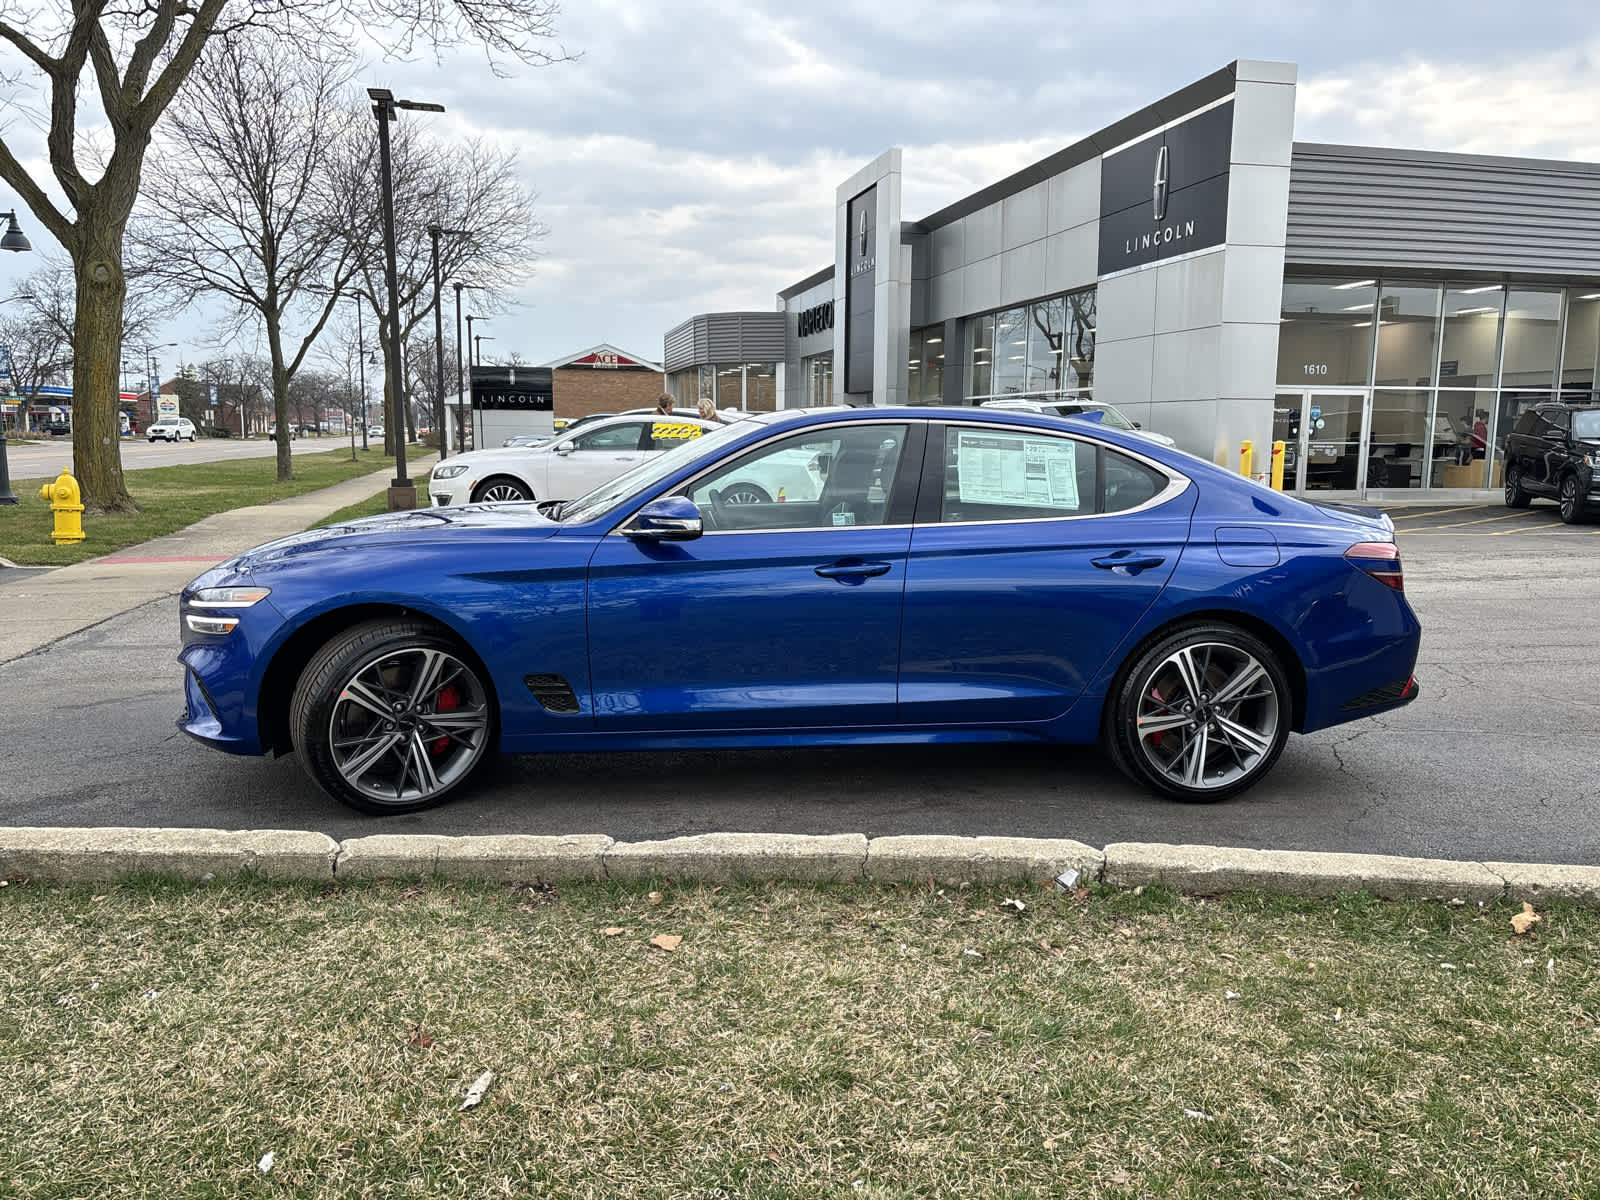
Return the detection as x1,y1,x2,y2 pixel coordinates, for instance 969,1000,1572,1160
941,427,1097,522
1512,409,1543,437
574,422,647,452
682,424,909,532
645,420,708,451
1544,407,1571,434
1103,449,1167,513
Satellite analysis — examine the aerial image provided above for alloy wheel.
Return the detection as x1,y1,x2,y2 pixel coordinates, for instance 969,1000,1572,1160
720,483,771,506
327,646,491,805
1132,641,1281,793
478,481,529,502
1560,476,1581,523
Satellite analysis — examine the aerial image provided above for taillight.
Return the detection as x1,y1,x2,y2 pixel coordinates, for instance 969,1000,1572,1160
1345,541,1404,591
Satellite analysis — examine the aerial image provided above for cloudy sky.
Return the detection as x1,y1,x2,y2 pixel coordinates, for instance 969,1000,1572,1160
3,0,1599,375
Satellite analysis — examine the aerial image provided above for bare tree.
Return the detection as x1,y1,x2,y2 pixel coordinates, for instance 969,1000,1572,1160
0,311,72,433
135,32,369,482
336,125,541,452
0,0,569,512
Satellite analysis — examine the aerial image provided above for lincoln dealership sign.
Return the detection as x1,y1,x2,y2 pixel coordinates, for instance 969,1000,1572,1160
845,187,876,394
1097,100,1232,274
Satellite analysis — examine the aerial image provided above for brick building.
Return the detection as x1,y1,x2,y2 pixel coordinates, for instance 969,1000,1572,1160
542,344,665,419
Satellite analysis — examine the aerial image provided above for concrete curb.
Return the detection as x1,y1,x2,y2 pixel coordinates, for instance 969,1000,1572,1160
2,827,1598,906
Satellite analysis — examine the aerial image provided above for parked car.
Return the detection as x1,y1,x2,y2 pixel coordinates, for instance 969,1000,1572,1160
427,413,722,505
44,419,71,436
268,425,297,440
1503,401,1600,522
980,398,1178,447
148,416,198,443
178,406,1421,815
369,425,386,439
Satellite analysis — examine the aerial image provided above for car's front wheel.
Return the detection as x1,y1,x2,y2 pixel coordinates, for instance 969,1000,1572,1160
289,619,497,814
471,476,533,503
1559,474,1586,524
1105,624,1291,803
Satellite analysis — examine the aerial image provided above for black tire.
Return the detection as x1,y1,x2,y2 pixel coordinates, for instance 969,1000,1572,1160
1559,474,1586,524
1103,623,1291,803
1504,465,1531,508
471,475,533,503
289,618,498,815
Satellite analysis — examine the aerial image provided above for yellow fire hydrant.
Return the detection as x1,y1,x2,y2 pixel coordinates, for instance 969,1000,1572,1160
38,468,85,545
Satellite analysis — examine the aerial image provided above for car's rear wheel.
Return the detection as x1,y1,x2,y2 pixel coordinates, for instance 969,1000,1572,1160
289,619,497,815
1504,465,1531,508
1105,624,1291,803
718,481,771,506
472,476,533,503
1559,474,1586,524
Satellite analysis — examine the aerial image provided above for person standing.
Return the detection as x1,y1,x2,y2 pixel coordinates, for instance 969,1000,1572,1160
654,392,675,416
697,397,722,424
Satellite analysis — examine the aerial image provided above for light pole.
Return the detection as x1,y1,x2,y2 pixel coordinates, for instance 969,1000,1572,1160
452,283,485,453
0,207,37,504
369,86,444,510
139,342,177,427
426,225,469,458
475,334,494,366
352,295,369,451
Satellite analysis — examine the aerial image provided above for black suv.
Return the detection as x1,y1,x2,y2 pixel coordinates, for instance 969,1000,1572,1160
1503,401,1600,523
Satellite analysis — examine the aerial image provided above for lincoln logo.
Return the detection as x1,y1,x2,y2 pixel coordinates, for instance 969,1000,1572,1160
1152,145,1169,221
857,208,868,258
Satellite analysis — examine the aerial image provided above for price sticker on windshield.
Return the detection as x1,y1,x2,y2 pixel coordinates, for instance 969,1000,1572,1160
651,421,704,441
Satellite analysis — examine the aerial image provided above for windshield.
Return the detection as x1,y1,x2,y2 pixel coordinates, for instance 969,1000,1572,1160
558,419,751,524
1573,410,1600,439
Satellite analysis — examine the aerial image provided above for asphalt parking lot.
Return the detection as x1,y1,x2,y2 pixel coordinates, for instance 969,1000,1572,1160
1385,500,1599,539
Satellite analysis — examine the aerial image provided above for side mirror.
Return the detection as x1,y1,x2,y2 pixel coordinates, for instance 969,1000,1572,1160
624,495,703,541
1133,421,1143,429
554,441,575,455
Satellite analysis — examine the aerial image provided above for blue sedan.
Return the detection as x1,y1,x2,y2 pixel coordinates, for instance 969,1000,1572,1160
177,407,1420,813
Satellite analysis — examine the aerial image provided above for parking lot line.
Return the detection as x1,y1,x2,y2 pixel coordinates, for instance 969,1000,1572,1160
1409,511,1542,530
1487,520,1586,536
1388,504,1489,521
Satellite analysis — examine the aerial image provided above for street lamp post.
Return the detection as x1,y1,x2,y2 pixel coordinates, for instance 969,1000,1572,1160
368,87,444,510
0,208,36,503
426,225,470,459
475,334,494,365
452,283,485,453
352,295,369,451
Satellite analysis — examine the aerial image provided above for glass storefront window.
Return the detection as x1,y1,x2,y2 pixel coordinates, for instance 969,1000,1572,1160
908,326,945,404
1439,285,1503,388
1068,290,1095,390
1374,284,1440,387
1431,390,1494,488
966,313,994,398
698,364,715,406
803,353,833,406
716,364,742,410
1278,277,1377,386
1025,297,1066,397
990,306,1028,396
1367,389,1431,489
1561,289,1600,391
1499,288,1562,390
745,362,777,411
1491,388,1549,485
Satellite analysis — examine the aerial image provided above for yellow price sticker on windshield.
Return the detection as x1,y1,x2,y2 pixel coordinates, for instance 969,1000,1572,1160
652,421,704,441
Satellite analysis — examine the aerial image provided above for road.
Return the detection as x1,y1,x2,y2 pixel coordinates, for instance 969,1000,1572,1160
1,502,1595,864
6,433,379,481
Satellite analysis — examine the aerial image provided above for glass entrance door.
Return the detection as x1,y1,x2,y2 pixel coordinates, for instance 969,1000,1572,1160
1273,389,1370,495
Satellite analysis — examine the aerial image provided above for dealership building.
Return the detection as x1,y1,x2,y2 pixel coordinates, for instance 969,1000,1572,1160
662,59,1600,498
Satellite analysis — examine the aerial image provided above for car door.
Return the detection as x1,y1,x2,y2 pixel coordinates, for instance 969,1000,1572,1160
898,421,1196,725
543,419,654,499
585,420,922,731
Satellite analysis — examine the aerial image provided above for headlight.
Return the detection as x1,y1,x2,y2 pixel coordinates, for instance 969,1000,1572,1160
433,463,471,479
190,586,271,608
1586,454,1600,470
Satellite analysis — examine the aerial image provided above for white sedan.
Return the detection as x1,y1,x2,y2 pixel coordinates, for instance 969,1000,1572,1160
429,414,721,505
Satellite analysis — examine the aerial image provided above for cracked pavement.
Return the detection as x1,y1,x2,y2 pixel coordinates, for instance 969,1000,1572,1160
0,522,1595,864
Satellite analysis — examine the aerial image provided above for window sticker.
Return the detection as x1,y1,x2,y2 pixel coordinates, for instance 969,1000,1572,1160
652,421,704,441
954,430,1079,510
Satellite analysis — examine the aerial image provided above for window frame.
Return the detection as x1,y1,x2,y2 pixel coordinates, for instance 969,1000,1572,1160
915,420,1190,527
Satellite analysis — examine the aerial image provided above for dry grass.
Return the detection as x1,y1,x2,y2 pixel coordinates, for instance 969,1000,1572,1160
1,877,1596,1199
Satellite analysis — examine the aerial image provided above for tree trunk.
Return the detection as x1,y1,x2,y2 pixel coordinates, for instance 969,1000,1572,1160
70,214,136,514
266,310,293,481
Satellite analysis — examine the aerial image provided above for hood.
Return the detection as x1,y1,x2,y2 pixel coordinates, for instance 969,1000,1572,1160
221,504,560,574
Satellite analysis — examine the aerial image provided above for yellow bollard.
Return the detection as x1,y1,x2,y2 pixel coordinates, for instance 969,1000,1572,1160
38,468,86,545
1270,440,1286,491
1239,440,1254,478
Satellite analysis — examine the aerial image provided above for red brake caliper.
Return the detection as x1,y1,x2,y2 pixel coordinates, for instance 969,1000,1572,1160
430,684,460,756
1147,685,1166,747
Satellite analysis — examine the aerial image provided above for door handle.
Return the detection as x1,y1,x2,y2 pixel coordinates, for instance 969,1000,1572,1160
815,560,892,580
1091,552,1166,575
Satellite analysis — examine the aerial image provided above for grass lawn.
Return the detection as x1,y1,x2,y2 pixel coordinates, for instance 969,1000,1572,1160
2,877,1595,1198
0,448,393,566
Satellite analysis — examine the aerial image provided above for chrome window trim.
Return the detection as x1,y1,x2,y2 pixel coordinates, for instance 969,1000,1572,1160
607,416,1192,537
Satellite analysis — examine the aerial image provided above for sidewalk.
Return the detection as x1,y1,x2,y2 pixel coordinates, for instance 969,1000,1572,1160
0,456,435,663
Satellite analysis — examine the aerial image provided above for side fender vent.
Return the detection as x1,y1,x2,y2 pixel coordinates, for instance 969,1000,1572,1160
524,673,581,715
